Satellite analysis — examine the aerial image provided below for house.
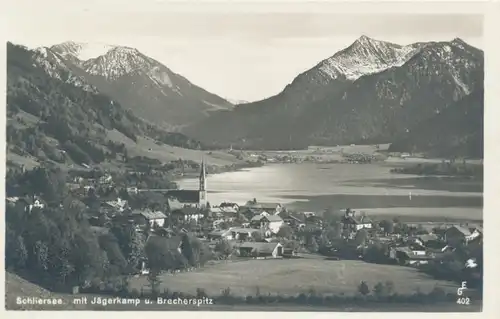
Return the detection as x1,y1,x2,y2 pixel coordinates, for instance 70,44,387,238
14,196,45,213
303,212,316,218
444,225,475,245
391,247,434,266
341,209,372,232
468,225,483,241
207,229,233,241
237,242,284,258
259,203,284,214
102,198,128,213
412,234,441,248
99,174,113,184
283,247,298,258
171,207,204,222
6,196,19,206
305,215,323,228
238,206,262,221
83,185,95,196
135,210,167,227
228,228,254,241
240,201,283,215
250,214,284,234
217,202,240,213
127,187,139,194
154,227,177,238
281,213,305,228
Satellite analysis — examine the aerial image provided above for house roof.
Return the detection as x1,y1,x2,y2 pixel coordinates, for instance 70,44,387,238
239,242,281,254
171,207,200,215
281,213,305,223
166,190,200,203
344,215,372,225
219,202,239,208
469,225,483,233
251,214,283,222
208,229,232,237
228,227,253,234
394,246,433,259
6,196,19,203
139,210,167,220
259,202,282,210
417,234,439,242
449,225,472,236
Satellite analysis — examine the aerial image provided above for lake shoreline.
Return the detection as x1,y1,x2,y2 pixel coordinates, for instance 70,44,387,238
179,162,483,222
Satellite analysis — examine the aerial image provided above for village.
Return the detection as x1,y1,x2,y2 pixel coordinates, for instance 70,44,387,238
6,160,483,285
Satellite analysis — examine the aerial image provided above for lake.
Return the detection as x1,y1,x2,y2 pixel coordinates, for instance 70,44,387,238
178,163,483,221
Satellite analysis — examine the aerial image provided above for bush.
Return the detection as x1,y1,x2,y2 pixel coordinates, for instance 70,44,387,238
358,281,370,296
196,288,207,298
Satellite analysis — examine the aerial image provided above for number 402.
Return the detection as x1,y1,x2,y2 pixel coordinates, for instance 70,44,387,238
457,297,471,305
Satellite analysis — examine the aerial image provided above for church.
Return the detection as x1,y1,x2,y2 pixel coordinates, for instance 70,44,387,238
166,159,208,209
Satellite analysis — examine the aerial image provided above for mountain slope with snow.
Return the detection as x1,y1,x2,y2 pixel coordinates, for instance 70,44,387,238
50,41,117,62
49,41,234,128
316,35,422,81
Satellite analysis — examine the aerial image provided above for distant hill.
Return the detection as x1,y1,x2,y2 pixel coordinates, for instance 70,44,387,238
49,41,234,129
182,36,484,157
6,42,207,169
388,88,484,158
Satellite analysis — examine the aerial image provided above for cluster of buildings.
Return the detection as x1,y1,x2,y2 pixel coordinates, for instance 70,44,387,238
386,224,483,268
7,160,483,274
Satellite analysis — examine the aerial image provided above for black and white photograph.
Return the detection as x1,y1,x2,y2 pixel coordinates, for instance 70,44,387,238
2,0,494,313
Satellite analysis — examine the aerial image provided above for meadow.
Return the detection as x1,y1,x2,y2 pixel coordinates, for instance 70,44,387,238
128,258,459,297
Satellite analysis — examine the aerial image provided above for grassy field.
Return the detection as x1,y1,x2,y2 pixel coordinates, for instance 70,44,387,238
128,258,459,298
6,270,480,311
105,129,244,167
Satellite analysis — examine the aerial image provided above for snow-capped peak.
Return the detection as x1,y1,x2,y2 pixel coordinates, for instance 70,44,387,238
50,41,117,61
82,45,158,80
32,46,96,92
318,35,421,81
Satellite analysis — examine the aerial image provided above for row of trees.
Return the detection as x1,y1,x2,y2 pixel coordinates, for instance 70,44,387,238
5,166,150,291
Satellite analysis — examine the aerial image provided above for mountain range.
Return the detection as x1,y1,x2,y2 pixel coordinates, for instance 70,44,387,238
7,35,484,161
6,42,206,169
182,36,484,157
48,41,234,129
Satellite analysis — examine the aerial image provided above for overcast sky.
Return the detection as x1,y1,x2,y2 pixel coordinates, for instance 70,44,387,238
4,1,484,102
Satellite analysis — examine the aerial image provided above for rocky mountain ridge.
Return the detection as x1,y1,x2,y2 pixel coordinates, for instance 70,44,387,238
182,36,484,157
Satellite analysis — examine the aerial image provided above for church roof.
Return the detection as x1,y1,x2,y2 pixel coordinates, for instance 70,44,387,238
171,207,200,215
166,190,200,203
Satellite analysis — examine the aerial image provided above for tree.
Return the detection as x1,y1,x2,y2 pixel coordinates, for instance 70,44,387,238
251,231,263,242
379,220,394,234
277,224,293,239
358,281,370,296
147,268,162,295
373,282,386,298
215,240,232,258
323,225,341,241
323,207,342,225
307,237,319,253
354,229,369,246
5,228,28,269
384,281,395,295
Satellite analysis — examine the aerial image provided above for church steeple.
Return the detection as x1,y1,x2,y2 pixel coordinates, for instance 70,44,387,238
199,157,207,207
199,157,206,192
